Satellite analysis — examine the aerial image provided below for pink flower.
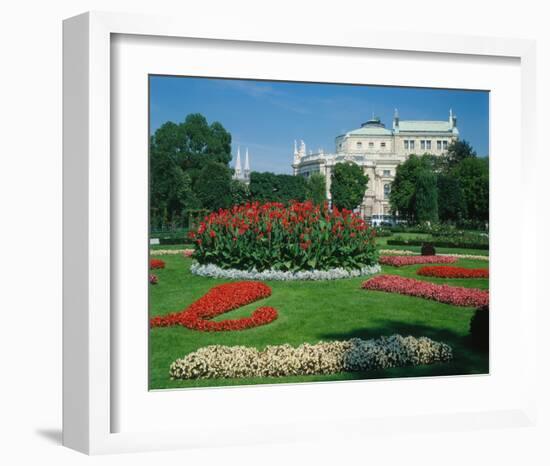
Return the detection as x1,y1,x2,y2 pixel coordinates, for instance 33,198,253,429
379,255,458,267
361,274,488,307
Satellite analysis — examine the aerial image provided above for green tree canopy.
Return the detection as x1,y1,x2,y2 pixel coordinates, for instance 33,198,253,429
150,113,232,174
229,179,249,206
414,171,438,223
149,148,199,228
452,157,489,222
445,139,477,169
249,172,307,204
330,162,369,211
389,154,433,221
437,173,466,223
306,173,327,206
194,161,233,211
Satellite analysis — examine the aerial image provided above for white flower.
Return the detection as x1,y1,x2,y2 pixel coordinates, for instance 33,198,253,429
169,335,453,380
190,263,382,281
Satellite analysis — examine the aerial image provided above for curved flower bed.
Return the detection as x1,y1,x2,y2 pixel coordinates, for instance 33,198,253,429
190,262,381,281
417,266,489,279
444,253,489,262
150,258,166,269
361,274,488,307
379,255,457,267
169,334,453,380
150,281,278,331
188,201,378,272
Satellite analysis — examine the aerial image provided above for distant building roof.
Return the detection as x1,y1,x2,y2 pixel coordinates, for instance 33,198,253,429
398,120,452,132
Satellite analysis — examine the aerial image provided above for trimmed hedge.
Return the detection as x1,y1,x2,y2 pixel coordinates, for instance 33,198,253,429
388,235,488,250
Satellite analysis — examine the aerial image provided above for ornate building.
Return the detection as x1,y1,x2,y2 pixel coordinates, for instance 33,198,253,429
292,110,459,219
233,146,251,185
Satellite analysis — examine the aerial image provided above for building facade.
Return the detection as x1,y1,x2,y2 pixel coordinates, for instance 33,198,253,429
292,110,459,219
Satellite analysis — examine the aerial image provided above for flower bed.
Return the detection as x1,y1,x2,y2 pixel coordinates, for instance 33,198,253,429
379,249,418,256
445,253,489,262
188,201,378,272
169,334,453,380
150,248,195,257
417,266,489,279
150,281,278,331
190,262,381,281
149,274,158,285
361,275,488,307
379,255,457,267
150,258,166,269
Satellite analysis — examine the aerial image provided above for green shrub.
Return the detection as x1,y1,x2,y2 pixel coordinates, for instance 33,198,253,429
387,234,488,250
421,243,436,256
470,305,489,351
189,201,378,272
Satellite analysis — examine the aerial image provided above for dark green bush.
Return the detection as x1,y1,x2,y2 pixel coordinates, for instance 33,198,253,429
387,234,488,250
421,243,436,256
469,305,489,351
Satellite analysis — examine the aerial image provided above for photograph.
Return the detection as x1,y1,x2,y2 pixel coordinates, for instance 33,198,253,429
147,76,490,390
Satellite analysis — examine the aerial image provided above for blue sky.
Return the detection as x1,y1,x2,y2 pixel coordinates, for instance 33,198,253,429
150,76,489,174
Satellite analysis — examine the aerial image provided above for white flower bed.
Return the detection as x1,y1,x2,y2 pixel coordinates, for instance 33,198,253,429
190,262,381,281
169,334,453,380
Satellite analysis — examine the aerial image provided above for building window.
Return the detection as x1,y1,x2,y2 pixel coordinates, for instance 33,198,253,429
383,169,391,177
421,140,426,150
437,140,442,150
381,142,386,148
384,184,391,199
410,140,415,150
426,140,432,150
443,140,448,150
404,140,409,150
368,142,374,148
356,142,362,149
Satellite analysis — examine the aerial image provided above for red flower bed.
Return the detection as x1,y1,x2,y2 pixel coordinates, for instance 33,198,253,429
379,255,458,267
150,281,278,331
150,258,166,269
188,201,377,272
361,274,488,307
417,266,489,279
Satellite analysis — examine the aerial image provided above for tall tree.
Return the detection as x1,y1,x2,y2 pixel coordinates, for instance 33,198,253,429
306,173,327,206
437,173,466,222
194,161,233,211
445,139,477,169
330,162,369,211
149,148,199,227
452,157,489,222
150,113,232,174
389,154,432,221
414,171,438,223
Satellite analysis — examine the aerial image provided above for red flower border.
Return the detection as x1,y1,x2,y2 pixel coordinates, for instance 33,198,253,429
150,258,166,269
417,266,489,279
362,274,488,307
379,255,458,267
150,281,278,331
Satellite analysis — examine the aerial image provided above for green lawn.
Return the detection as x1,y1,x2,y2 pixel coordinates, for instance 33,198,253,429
149,252,489,390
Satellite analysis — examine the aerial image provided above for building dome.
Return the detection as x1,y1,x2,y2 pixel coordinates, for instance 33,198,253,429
361,117,385,128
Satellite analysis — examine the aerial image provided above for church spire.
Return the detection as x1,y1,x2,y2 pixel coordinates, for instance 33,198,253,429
244,148,250,171
234,146,242,178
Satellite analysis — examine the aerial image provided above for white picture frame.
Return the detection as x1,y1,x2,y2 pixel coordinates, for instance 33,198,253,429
63,11,538,455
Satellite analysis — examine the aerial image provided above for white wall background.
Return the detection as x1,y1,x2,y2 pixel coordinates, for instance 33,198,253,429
0,1,547,464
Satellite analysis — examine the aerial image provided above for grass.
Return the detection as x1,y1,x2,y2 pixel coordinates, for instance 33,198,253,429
149,252,489,390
